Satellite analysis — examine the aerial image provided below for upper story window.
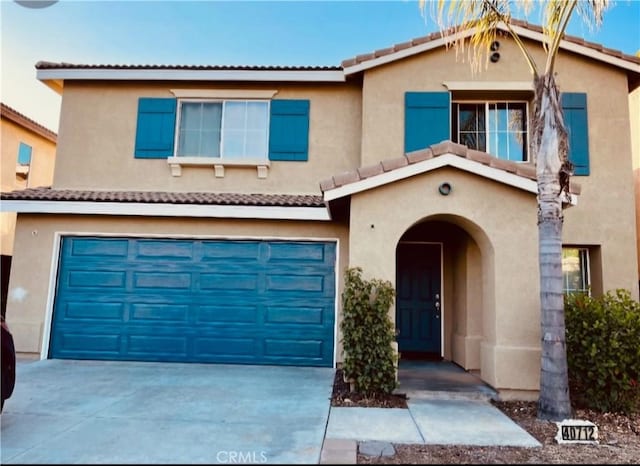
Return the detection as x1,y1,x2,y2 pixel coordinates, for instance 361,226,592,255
562,247,590,295
17,142,32,165
176,100,269,161
452,101,528,162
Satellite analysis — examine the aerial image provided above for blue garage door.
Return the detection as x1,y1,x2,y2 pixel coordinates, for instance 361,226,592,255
50,237,336,367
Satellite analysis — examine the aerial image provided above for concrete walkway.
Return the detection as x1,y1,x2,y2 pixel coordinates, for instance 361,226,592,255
321,361,541,463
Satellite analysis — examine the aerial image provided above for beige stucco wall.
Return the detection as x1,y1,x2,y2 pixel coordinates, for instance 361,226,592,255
349,167,541,391
6,214,349,359
630,86,640,281
52,82,361,194
360,37,639,298
1,118,56,255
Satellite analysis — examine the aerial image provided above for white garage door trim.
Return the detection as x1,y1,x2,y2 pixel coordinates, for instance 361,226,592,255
42,231,340,367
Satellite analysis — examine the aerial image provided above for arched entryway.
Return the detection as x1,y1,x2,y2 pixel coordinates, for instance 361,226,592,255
395,216,493,372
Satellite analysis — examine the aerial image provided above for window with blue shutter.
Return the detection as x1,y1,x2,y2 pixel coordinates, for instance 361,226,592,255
269,100,310,161
561,93,590,176
405,92,451,153
134,98,177,159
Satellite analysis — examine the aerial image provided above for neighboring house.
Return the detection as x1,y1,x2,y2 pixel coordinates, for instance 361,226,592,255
0,103,57,318
2,20,639,399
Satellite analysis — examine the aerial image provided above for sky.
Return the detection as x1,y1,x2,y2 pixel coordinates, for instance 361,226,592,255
1,0,639,133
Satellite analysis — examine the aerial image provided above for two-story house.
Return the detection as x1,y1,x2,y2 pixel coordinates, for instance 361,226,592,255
2,20,639,400
0,103,57,318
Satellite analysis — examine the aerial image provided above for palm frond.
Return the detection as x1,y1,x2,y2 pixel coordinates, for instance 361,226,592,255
422,0,539,75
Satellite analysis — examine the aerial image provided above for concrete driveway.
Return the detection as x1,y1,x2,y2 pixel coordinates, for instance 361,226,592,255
1,359,334,464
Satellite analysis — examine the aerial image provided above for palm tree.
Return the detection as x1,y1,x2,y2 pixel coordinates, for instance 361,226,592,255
420,0,610,421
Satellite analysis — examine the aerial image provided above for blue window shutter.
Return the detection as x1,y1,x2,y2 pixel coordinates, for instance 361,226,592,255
17,142,32,165
134,98,177,159
562,93,590,176
269,100,309,161
405,92,451,153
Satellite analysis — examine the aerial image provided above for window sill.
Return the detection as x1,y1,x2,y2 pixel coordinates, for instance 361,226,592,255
167,157,270,179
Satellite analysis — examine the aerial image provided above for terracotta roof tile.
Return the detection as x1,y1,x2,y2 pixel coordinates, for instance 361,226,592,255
332,170,361,188
0,188,324,207
320,140,581,196
381,156,409,172
1,103,57,142
489,156,518,174
357,162,384,179
406,148,434,163
515,163,537,180
467,149,493,165
35,61,341,71
341,19,640,69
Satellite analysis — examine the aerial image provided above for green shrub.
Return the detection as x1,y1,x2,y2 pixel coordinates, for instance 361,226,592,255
565,289,640,414
340,267,397,396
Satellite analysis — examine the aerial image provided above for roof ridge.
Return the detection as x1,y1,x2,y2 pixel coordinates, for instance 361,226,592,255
320,140,581,196
340,19,640,69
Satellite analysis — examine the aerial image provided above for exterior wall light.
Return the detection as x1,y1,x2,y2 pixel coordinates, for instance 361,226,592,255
490,40,500,62
438,182,452,196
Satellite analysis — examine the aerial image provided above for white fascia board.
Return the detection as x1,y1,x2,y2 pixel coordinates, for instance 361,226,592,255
1,200,331,221
343,23,639,76
506,24,640,74
442,81,534,91
36,68,346,83
323,153,578,206
343,30,469,75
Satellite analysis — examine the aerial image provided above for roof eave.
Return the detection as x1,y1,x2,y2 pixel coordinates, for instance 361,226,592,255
322,152,579,207
343,23,640,79
35,68,347,84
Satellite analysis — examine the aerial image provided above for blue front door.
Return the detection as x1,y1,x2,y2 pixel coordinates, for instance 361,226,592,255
396,243,442,356
50,236,336,367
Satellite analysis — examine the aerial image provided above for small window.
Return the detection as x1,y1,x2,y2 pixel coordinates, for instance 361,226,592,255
452,101,528,162
562,247,590,295
17,142,32,165
176,100,269,160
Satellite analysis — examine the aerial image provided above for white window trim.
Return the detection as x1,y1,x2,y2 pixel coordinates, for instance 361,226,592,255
453,99,530,163
170,89,278,99
562,247,591,295
171,98,271,178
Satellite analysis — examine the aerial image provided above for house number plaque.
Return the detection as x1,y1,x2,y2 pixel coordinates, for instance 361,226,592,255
554,419,598,444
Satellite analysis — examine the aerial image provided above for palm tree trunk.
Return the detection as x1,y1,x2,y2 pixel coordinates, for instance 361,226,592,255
534,73,572,421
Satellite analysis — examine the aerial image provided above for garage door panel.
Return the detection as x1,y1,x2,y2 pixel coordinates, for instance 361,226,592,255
69,238,129,257
63,302,125,321
267,242,328,262
200,273,259,291
130,303,190,322
264,306,325,325
133,271,192,290
135,240,194,260
67,270,127,288
51,237,336,367
264,339,324,359
54,332,122,354
201,240,261,260
128,334,188,356
197,305,258,324
195,337,256,357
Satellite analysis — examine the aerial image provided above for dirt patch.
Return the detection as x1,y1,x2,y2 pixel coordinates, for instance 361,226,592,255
331,370,640,464
331,369,408,409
